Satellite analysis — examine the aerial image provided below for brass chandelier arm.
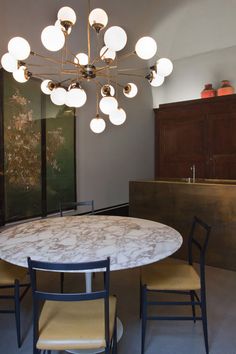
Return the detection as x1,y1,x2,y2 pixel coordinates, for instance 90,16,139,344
33,73,60,76
96,83,99,115
117,67,147,72
95,65,113,72
92,79,103,87
109,80,124,89
91,46,108,65
118,72,144,78
30,51,64,65
66,55,84,69
117,50,136,61
87,0,91,63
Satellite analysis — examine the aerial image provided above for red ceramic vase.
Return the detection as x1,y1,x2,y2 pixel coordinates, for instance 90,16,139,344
217,80,234,96
201,84,216,99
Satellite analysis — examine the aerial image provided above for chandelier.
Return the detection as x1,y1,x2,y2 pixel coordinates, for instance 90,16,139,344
1,3,173,134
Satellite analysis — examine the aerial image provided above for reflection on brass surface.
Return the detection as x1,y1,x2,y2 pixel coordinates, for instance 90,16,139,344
129,179,236,271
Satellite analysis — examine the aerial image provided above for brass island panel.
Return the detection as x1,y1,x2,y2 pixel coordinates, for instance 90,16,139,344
129,179,236,271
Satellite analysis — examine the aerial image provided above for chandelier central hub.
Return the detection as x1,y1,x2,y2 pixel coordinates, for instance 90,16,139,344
81,64,96,79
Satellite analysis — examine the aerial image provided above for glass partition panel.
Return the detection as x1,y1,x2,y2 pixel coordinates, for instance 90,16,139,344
3,72,42,221
45,97,75,214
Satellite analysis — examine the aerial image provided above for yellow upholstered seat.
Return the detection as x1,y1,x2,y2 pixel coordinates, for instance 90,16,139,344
0,260,28,285
37,297,117,350
142,262,200,291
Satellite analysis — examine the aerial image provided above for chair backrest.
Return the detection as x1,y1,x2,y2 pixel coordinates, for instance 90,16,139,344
188,216,211,280
59,200,94,217
27,257,110,349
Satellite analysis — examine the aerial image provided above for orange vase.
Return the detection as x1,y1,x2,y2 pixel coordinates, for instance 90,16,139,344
217,80,234,96
201,84,216,99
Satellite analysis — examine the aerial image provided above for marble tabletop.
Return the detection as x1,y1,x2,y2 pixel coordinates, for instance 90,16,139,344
0,215,182,270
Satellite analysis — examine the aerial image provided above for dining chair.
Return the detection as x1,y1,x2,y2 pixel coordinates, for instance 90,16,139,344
140,216,212,354
27,256,117,354
0,259,30,348
59,200,94,217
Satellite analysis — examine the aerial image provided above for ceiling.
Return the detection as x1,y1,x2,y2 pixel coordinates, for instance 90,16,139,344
1,0,236,74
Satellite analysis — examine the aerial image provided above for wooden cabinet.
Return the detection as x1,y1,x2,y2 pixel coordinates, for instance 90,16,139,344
155,94,236,179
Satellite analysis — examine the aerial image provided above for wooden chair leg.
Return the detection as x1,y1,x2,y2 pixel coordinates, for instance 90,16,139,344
14,280,21,348
190,290,196,323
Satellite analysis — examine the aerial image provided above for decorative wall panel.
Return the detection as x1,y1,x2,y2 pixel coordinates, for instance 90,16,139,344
0,70,76,225
45,97,75,213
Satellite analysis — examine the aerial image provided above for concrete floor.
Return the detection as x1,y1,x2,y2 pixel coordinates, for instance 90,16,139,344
0,264,236,354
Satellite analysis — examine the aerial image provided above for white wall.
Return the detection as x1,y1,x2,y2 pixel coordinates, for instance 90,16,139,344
154,45,236,107
76,79,154,208
151,0,236,107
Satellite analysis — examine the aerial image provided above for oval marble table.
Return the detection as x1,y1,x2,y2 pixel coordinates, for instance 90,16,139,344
0,215,182,354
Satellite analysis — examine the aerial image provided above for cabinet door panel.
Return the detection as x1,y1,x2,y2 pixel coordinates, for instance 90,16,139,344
157,115,207,178
208,112,236,179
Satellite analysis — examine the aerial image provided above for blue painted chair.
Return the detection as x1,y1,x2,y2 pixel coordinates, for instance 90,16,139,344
0,259,30,347
59,200,94,217
27,257,117,354
140,216,211,354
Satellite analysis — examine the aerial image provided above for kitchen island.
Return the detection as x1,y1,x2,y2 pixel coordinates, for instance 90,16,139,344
129,179,236,270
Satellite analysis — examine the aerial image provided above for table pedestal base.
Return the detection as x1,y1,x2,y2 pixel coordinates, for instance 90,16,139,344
66,318,123,354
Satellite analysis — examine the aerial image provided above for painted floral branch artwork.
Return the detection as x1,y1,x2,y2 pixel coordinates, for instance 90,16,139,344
5,89,65,190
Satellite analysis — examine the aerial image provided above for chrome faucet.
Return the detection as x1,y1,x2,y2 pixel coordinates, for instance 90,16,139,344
190,164,196,183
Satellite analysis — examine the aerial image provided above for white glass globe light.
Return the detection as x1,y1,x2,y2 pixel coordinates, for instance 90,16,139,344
101,84,115,97
156,58,173,77
50,87,67,105
100,46,116,62
65,87,87,108
8,37,31,60
41,79,53,95
109,108,126,125
1,53,18,72
123,83,138,98
57,6,76,25
89,8,108,30
74,53,88,66
99,96,118,115
90,116,106,134
150,72,165,87
135,36,157,60
12,66,29,83
41,25,65,52
104,26,127,52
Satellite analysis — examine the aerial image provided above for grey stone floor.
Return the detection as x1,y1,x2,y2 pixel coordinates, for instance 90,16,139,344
0,264,236,354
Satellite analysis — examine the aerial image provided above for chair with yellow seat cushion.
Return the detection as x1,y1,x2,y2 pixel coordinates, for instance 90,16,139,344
0,259,30,347
140,216,211,354
28,257,117,354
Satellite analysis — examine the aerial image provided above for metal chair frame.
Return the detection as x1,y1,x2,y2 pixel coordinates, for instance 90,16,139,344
0,271,30,347
141,216,211,354
59,200,94,217
27,257,117,354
